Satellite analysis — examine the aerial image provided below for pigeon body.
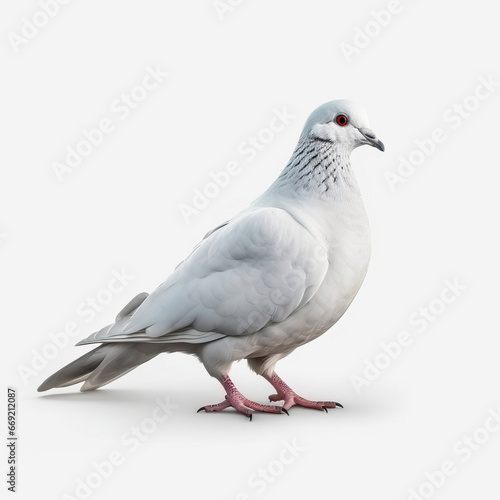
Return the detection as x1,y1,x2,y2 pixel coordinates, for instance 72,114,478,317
39,100,384,417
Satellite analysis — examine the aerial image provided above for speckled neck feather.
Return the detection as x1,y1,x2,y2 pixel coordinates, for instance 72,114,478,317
270,137,357,200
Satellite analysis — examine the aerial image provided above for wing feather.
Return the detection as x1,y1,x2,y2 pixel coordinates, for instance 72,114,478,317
82,207,328,344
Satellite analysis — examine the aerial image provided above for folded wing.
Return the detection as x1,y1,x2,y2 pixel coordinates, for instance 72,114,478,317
79,207,329,345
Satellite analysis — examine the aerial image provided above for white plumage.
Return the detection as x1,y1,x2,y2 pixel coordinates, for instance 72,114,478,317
39,99,384,418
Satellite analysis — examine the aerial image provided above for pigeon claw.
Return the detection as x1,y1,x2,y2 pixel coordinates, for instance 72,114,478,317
265,373,344,412
197,396,284,419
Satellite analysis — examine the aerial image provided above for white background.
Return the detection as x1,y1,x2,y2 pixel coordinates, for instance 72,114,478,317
2,1,499,499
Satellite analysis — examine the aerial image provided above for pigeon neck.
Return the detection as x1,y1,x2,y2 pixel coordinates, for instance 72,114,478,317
269,136,359,201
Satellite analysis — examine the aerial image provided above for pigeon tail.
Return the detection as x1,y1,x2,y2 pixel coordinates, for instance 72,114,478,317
37,343,162,392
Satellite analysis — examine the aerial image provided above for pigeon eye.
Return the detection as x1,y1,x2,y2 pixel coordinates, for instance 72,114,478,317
335,114,348,126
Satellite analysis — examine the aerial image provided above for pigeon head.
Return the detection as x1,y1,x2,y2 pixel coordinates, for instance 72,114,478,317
300,100,384,152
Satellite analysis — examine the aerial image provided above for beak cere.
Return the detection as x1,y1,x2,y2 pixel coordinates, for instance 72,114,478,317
358,127,385,152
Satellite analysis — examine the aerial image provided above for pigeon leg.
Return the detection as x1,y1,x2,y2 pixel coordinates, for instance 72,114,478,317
265,372,343,412
198,374,285,419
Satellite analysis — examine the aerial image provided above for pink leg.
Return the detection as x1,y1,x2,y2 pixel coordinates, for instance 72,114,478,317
265,372,343,412
197,375,287,420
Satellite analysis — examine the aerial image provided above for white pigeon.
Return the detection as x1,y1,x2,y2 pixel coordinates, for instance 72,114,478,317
39,99,384,419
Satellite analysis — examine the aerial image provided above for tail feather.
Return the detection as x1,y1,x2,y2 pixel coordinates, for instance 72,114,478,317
38,343,161,393
80,344,160,392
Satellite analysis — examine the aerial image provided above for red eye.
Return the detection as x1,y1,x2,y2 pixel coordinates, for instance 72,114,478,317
335,114,348,126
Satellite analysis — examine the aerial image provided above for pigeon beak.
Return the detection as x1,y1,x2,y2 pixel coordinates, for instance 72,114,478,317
358,127,385,152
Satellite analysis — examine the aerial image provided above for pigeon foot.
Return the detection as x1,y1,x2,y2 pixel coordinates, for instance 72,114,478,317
197,375,285,419
266,372,343,412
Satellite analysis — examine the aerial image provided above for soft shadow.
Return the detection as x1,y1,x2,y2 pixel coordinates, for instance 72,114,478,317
37,388,187,405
